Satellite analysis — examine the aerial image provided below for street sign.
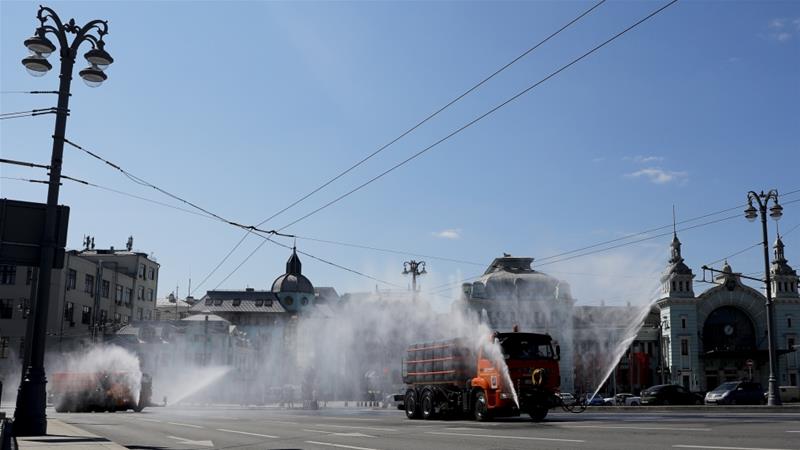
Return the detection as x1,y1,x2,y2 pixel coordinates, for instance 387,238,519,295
746,359,754,368
0,199,69,268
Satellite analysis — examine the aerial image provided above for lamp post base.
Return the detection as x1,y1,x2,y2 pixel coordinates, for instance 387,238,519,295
767,376,782,406
13,366,48,436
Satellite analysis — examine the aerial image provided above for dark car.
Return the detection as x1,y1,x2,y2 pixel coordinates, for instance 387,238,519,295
705,381,765,405
640,384,703,405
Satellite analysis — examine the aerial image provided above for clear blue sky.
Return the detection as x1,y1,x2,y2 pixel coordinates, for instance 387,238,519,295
2,1,798,309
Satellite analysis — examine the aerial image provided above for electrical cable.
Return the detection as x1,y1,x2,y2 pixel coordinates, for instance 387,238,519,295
61,137,295,238
193,0,610,293
0,90,60,95
276,0,680,232
252,0,608,230
425,212,743,295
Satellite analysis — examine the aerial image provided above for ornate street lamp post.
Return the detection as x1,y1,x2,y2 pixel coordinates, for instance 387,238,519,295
744,190,783,406
15,6,113,436
403,260,427,293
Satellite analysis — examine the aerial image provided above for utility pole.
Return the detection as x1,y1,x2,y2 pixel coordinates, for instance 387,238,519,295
15,6,113,436
402,260,427,293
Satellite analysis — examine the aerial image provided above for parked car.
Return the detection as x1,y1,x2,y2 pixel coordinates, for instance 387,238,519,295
779,386,800,403
587,394,612,406
640,384,703,405
557,392,577,406
383,393,405,410
614,393,641,406
705,381,764,405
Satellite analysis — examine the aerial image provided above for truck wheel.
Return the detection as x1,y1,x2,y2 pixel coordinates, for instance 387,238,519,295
405,391,420,420
473,391,491,422
421,390,436,420
529,406,548,422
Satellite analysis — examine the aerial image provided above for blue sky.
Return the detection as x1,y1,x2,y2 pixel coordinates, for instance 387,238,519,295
1,1,798,309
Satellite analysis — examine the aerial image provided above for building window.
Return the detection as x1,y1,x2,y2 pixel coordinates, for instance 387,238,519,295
85,274,95,296
145,309,151,320
789,316,793,328
124,315,129,324
148,288,154,301
137,307,143,321
26,267,33,285
115,285,123,303
148,267,155,280
124,288,133,305
681,316,687,329
66,269,76,290
0,299,13,319
81,306,92,325
139,263,146,279
285,296,294,306
64,302,74,323
20,298,30,319
0,266,16,285
155,311,161,321
681,338,689,356
114,313,121,323
0,337,9,359
101,280,110,298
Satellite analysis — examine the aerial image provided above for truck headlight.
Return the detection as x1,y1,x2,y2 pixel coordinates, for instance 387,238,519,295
500,393,512,400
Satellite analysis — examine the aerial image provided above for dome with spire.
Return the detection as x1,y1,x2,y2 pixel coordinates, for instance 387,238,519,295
271,247,315,294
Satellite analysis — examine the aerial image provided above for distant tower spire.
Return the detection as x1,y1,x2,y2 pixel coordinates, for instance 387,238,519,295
672,204,677,237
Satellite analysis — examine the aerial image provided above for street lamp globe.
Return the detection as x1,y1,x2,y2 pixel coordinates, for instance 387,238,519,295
744,203,758,222
24,34,55,58
84,47,113,70
21,55,52,77
79,66,107,87
769,202,783,220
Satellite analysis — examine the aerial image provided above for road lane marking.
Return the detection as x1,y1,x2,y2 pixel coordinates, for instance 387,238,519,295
299,416,380,422
304,429,333,433
787,431,800,433
263,420,301,425
561,425,711,431
167,436,213,447
217,428,278,438
313,424,396,432
166,421,204,429
305,441,380,450
137,418,161,423
426,431,585,443
673,446,794,450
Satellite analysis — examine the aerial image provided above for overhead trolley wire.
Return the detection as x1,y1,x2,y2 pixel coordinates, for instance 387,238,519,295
276,0,680,232
193,0,609,293
205,0,679,294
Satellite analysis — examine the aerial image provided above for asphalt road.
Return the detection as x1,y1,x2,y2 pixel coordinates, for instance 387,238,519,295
51,405,800,450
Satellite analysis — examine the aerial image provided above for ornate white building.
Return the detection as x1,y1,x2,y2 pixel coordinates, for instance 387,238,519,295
658,232,800,391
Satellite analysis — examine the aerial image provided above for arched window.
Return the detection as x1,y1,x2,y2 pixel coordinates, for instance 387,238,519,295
703,306,756,353
285,296,294,306
301,297,309,306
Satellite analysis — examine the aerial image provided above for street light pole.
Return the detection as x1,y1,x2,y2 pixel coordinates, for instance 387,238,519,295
402,260,427,293
15,6,113,436
745,190,783,406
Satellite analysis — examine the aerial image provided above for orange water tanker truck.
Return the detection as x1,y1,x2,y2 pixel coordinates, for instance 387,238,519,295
403,326,561,421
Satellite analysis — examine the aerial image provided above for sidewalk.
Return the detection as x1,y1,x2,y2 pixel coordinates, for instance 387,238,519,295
16,419,125,449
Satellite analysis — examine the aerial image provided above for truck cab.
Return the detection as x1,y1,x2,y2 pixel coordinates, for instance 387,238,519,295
472,331,561,421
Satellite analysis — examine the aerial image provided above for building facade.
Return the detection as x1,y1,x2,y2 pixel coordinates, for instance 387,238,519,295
0,239,159,380
658,233,800,391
